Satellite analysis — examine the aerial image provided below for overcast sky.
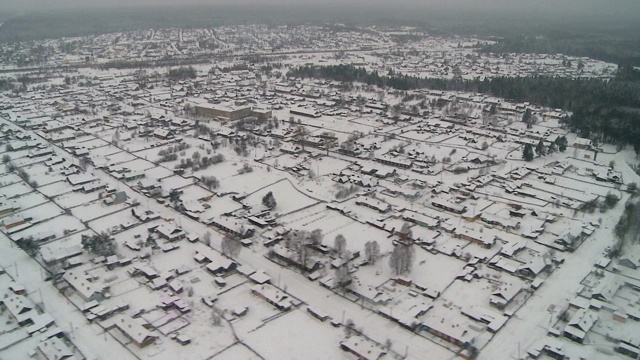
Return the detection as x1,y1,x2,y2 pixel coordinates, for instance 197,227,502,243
1,0,639,21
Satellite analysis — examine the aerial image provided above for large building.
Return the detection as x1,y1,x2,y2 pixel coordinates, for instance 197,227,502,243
193,101,272,121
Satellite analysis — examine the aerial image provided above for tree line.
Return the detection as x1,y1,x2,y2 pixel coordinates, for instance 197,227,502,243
289,64,640,152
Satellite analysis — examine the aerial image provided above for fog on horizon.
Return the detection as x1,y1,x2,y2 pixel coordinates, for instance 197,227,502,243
2,0,640,17
0,0,639,34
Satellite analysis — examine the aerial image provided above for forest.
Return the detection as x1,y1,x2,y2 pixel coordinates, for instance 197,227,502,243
290,64,640,152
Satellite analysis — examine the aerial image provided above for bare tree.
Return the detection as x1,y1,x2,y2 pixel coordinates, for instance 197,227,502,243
364,241,380,265
202,231,212,246
399,222,413,240
221,235,241,259
287,229,322,266
389,244,415,275
334,234,347,257
78,156,91,172
335,265,351,291
309,229,323,245
211,311,223,326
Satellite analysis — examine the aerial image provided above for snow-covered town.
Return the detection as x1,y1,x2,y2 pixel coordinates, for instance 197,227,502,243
0,24,639,360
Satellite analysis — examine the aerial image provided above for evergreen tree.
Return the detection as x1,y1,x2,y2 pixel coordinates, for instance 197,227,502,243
262,191,277,210
523,144,534,161
535,140,546,156
522,108,534,128
555,136,568,152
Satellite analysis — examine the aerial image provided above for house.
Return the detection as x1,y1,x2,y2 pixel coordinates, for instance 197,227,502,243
153,128,174,140
490,283,521,309
290,106,320,118
422,312,477,349
103,191,128,205
480,213,520,231
0,197,20,217
270,244,321,273
355,196,392,213
37,337,74,360
455,228,495,248
1,294,34,325
432,199,467,214
131,208,161,222
63,269,106,302
109,315,158,347
618,247,640,269
375,155,412,169
340,336,387,360
563,309,598,343
573,137,592,149
206,217,254,239
280,143,303,154
205,258,237,276
518,257,550,278
137,179,161,193
154,223,186,242
41,244,83,266
251,284,295,311
67,173,96,186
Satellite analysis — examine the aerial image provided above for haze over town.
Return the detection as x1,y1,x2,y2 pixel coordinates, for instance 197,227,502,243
0,1,639,360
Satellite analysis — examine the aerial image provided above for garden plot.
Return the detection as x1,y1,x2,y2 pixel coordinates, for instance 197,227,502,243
0,181,34,198
118,158,157,172
26,165,67,187
87,206,138,234
12,214,84,242
38,180,75,197
55,190,101,209
5,155,49,169
175,184,212,203
40,229,90,261
0,173,22,187
139,165,174,182
12,202,63,223
74,136,110,149
96,150,137,165
73,199,129,222
123,136,167,153
242,180,317,216
243,309,347,360
7,191,48,209
211,282,283,336
260,153,305,171
88,144,122,158
212,162,297,195
161,175,194,191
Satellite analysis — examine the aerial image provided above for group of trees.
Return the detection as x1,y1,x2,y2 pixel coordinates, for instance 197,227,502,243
389,243,415,275
284,229,323,266
522,136,568,161
290,64,640,152
262,191,277,210
6,161,38,188
16,236,39,257
168,66,197,81
237,163,254,174
81,232,117,257
201,176,220,190
612,197,640,258
334,184,361,199
157,143,191,163
221,235,242,258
